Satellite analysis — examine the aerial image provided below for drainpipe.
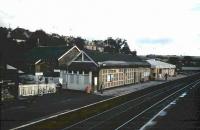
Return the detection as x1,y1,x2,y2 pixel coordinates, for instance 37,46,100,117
66,65,68,89
89,71,92,86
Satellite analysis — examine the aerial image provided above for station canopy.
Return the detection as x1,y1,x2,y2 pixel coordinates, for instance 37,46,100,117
146,59,176,69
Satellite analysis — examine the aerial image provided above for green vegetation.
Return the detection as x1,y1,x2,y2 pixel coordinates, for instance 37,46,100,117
21,91,138,130
0,27,133,70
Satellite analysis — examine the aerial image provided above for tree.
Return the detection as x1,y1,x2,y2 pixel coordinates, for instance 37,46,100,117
73,37,85,50
28,30,49,47
104,37,120,53
11,27,31,40
48,33,66,46
168,57,181,70
0,27,25,66
103,37,131,54
168,57,179,65
120,40,131,54
183,56,192,65
104,46,115,53
0,27,9,40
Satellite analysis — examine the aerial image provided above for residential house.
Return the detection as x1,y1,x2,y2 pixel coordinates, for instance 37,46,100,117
84,41,104,52
9,28,31,43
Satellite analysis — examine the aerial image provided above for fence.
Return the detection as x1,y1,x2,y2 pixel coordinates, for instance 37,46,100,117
19,84,56,96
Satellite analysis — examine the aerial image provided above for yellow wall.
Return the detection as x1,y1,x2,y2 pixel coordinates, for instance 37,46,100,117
150,68,175,80
99,67,150,89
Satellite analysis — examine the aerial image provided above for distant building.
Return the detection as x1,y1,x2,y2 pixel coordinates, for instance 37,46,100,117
84,41,104,52
9,28,32,43
1,63,24,100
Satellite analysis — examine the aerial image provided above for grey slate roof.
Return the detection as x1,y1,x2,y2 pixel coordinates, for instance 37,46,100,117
23,46,72,63
84,49,150,67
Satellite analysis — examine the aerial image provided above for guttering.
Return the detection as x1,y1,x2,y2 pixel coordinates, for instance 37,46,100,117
35,59,41,65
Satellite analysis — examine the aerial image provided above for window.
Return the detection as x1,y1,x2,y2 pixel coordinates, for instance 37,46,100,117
114,74,118,80
107,74,114,82
107,74,111,82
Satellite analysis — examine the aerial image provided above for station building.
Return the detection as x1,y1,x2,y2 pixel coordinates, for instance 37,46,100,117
20,46,151,92
146,59,176,80
60,49,151,92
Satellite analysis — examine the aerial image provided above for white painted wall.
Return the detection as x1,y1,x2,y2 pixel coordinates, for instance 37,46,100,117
66,73,91,91
19,84,56,96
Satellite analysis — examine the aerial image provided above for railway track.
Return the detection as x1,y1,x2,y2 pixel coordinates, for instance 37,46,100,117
63,78,200,130
10,73,200,130
116,79,200,130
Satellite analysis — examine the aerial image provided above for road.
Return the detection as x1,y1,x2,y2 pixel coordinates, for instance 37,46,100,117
63,75,200,130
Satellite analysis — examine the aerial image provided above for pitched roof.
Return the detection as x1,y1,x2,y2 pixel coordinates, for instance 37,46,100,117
23,46,72,63
84,49,150,67
11,28,32,40
147,59,176,68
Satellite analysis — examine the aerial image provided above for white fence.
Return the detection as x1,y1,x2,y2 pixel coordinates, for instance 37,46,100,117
19,84,56,96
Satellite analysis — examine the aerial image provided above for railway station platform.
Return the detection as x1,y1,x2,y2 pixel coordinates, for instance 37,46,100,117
96,74,186,97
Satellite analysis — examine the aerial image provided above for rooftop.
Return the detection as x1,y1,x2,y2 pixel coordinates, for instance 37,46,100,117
147,59,176,68
84,49,150,67
22,46,72,63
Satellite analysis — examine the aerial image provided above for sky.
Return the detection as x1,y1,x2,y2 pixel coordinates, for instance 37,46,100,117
0,0,200,56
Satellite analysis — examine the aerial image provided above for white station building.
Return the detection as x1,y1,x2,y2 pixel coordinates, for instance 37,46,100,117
146,59,176,80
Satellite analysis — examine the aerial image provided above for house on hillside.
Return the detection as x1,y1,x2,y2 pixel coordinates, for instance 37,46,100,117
146,59,176,80
8,28,31,43
84,41,104,52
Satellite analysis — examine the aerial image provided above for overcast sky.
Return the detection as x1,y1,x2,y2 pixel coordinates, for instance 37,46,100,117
0,0,200,56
